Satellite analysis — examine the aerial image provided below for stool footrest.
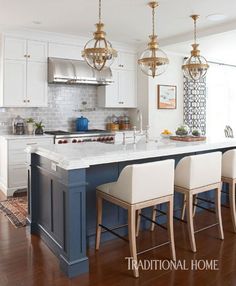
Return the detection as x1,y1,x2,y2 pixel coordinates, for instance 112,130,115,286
193,203,216,214
99,224,129,242
140,213,167,230
137,241,170,256
194,223,219,234
197,196,229,209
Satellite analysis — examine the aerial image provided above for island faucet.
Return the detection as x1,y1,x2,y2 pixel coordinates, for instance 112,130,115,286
137,109,143,134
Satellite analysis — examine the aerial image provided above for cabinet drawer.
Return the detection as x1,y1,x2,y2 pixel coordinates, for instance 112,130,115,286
8,138,53,151
8,165,27,188
9,151,27,165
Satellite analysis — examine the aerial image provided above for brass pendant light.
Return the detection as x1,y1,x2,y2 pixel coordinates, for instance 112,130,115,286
182,15,209,81
138,1,169,78
82,0,117,71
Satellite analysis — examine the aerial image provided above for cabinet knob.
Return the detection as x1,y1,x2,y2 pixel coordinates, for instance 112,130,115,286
119,101,124,104
28,55,30,58
23,100,26,103
27,100,30,103
24,55,27,58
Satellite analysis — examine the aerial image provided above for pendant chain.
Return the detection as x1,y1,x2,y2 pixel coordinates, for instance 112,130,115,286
152,6,155,36
99,0,102,23
194,17,197,44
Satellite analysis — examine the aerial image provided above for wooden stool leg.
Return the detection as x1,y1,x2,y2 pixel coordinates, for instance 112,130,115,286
186,193,196,252
95,195,103,250
167,196,176,261
151,206,157,231
136,209,141,237
181,194,186,220
229,181,236,232
193,194,198,217
128,206,139,278
215,186,224,240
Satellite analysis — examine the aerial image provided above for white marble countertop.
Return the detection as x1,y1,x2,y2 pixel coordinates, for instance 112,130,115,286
26,137,236,170
0,134,54,140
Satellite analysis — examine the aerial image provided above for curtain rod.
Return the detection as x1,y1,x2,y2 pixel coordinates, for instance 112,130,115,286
183,57,236,68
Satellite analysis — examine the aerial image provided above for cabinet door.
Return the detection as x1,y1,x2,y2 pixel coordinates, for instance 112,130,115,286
48,43,83,60
112,52,136,70
97,69,120,108
26,62,48,107
27,40,48,63
3,60,26,107
119,70,137,108
4,37,27,60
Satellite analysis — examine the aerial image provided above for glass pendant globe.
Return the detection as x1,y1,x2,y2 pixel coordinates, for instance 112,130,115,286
182,54,209,81
83,38,117,71
138,47,169,78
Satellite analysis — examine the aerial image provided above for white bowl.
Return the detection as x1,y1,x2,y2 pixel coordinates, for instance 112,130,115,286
161,134,172,139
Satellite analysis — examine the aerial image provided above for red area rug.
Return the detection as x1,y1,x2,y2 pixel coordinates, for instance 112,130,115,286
0,194,28,228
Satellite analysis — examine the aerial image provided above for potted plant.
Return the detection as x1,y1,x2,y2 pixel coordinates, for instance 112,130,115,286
175,125,189,137
34,121,45,135
26,118,35,135
192,129,201,137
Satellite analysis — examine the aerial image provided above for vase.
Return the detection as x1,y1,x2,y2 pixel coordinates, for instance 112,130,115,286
27,123,34,135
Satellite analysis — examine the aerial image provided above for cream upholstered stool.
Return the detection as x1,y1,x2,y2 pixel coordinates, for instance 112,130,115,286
95,160,176,278
174,152,224,253
222,149,236,232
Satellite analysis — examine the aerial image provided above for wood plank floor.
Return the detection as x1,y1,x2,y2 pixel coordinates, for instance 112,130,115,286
1,201,236,286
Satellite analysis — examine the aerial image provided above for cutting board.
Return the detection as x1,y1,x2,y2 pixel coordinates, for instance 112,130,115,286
170,136,206,142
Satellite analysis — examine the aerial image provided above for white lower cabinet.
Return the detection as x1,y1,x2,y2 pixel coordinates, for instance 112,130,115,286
0,136,53,197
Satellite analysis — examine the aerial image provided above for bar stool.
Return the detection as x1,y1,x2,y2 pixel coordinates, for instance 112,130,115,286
174,152,224,252
95,160,176,278
222,149,236,232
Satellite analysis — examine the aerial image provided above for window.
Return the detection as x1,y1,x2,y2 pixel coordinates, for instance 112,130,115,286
206,63,236,138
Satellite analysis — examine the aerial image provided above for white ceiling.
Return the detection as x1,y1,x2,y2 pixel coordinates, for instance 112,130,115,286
165,29,236,65
1,0,236,45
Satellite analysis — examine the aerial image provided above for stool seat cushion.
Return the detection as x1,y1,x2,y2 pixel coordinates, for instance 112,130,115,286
97,160,175,204
175,152,222,190
222,149,236,179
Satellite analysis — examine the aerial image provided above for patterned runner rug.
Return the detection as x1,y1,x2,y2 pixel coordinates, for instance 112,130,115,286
0,194,28,228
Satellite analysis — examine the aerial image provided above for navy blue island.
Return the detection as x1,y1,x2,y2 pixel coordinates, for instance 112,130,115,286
27,138,236,278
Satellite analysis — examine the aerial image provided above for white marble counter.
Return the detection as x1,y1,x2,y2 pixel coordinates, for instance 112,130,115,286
26,137,236,170
0,134,54,140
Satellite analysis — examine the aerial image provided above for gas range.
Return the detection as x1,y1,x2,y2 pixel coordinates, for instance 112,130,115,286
45,130,115,144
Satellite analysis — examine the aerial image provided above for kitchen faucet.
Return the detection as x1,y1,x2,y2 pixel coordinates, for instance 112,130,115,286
137,109,143,134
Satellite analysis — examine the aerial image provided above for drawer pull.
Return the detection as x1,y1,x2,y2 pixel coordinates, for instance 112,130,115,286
26,143,37,145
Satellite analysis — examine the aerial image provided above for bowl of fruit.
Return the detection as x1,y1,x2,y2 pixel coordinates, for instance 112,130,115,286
161,129,172,138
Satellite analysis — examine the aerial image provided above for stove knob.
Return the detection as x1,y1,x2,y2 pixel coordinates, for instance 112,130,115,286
77,140,82,143
105,137,109,141
92,138,97,141
58,140,63,144
109,137,114,141
63,140,68,144
97,137,101,141
72,139,77,143
101,137,105,141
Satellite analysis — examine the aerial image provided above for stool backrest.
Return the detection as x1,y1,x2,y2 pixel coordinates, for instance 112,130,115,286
116,159,175,204
222,149,236,179
175,152,222,189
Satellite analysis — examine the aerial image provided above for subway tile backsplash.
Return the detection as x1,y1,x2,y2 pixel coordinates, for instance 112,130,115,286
0,85,130,134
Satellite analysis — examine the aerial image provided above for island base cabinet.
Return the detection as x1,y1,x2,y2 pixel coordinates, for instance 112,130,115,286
29,154,89,278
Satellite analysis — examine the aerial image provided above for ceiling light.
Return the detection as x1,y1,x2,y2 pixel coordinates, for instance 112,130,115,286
82,0,117,71
182,15,209,81
207,14,227,21
138,1,169,78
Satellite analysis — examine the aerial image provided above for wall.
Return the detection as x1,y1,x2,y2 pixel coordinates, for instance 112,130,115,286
131,53,184,137
0,85,129,134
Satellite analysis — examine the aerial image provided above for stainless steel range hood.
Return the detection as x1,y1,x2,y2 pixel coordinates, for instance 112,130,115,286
48,57,113,85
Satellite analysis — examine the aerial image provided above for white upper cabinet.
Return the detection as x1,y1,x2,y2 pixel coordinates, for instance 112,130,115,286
97,51,137,108
27,40,48,62
49,43,83,60
4,37,26,60
1,36,48,107
113,51,137,70
27,62,48,107
3,60,26,107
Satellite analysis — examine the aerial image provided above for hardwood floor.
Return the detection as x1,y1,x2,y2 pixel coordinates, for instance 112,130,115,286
1,203,236,286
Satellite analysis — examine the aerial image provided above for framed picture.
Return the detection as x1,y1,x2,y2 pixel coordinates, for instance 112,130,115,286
157,85,177,109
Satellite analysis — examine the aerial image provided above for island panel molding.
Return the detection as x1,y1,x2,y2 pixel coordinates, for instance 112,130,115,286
157,84,177,109
183,76,206,135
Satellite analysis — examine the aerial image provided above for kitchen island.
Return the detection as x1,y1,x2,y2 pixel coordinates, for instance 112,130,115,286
27,138,236,278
